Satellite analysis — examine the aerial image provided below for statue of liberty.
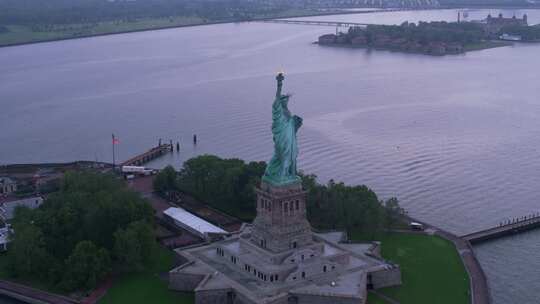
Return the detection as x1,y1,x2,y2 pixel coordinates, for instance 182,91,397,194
262,73,303,186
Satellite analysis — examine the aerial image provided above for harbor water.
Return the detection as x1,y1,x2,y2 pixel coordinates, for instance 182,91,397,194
1,8,540,303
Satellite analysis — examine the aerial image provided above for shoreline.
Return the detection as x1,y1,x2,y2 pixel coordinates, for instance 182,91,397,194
316,40,512,56
0,9,392,49
1,6,538,49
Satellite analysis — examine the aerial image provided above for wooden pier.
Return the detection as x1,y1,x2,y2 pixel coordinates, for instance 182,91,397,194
462,213,540,244
121,144,173,167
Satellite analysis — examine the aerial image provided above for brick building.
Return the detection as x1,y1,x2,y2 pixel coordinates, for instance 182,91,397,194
485,13,528,35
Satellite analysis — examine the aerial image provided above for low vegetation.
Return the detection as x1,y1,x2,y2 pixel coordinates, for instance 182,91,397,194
500,24,540,41
7,171,157,293
98,246,193,304
154,155,403,238
358,233,470,304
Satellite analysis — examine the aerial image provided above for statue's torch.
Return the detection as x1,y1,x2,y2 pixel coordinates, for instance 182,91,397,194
276,71,285,82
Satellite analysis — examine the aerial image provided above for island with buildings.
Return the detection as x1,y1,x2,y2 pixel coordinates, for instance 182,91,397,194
318,14,537,55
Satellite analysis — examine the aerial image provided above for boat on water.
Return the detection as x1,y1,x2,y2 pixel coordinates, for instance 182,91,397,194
499,33,522,41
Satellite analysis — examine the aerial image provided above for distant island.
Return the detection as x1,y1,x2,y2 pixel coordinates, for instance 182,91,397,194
318,14,540,56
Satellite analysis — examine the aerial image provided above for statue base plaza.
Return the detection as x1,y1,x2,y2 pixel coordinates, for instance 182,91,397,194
169,180,401,304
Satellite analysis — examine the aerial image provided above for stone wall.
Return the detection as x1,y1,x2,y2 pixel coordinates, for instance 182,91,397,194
368,242,381,258
293,294,365,304
285,259,341,282
251,181,313,253
195,288,232,304
370,266,402,289
196,289,290,304
169,271,205,291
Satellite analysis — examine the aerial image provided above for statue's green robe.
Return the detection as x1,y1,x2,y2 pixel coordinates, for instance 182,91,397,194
263,94,302,185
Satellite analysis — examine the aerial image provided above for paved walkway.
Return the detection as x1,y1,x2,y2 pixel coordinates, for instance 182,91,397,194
402,216,491,304
81,277,113,304
370,290,400,304
0,280,78,304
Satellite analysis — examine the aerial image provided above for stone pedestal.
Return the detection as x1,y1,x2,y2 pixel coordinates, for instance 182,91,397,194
250,181,313,253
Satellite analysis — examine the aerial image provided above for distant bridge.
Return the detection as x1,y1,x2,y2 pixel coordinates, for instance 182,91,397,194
462,212,540,244
256,7,432,28
259,19,374,28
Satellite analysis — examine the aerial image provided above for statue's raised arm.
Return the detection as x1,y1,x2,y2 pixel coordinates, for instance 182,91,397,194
276,72,284,99
263,73,302,186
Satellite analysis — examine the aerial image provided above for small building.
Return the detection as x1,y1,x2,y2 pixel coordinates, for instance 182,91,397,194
373,35,391,48
163,207,228,241
499,33,522,41
351,35,367,46
446,43,464,54
426,42,447,55
336,34,348,44
0,177,17,195
318,34,336,45
405,42,423,52
0,196,43,221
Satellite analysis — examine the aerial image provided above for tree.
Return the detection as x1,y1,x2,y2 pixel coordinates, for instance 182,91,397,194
7,224,51,278
153,165,178,194
177,155,265,220
302,174,397,240
61,241,111,291
9,171,155,291
113,220,155,272
384,197,403,228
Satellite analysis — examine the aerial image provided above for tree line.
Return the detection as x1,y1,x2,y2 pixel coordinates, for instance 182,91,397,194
154,155,403,239
500,24,540,41
8,171,156,292
347,21,486,46
0,0,294,27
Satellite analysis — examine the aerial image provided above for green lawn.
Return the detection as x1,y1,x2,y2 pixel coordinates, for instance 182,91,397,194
0,243,193,304
361,233,470,304
0,16,205,47
99,246,194,304
367,291,391,304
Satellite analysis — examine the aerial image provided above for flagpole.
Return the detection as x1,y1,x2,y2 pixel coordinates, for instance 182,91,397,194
112,134,116,170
